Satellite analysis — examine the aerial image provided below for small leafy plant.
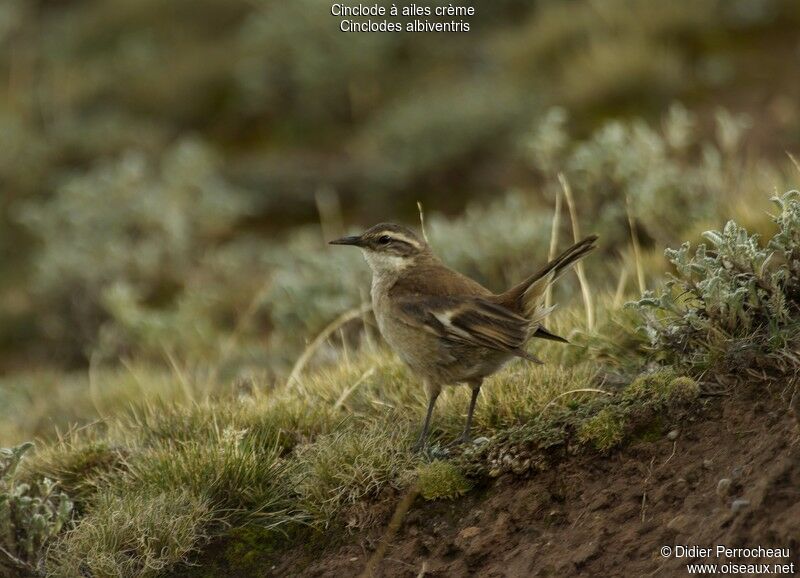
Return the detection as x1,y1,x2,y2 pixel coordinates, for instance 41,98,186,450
629,191,800,377
1,443,73,577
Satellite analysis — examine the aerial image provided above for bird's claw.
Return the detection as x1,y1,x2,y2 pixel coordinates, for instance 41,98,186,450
448,434,471,448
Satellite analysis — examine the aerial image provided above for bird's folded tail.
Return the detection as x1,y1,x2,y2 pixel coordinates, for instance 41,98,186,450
494,235,598,320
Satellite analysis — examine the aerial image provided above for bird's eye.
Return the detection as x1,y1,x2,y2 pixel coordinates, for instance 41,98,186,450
378,235,392,245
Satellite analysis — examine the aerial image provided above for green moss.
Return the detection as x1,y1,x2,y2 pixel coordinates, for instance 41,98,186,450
219,524,342,576
417,461,471,501
623,370,699,406
666,376,701,403
577,407,626,452
623,369,678,403
223,526,279,571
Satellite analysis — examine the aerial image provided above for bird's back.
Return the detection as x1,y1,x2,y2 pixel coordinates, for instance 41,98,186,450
388,258,492,300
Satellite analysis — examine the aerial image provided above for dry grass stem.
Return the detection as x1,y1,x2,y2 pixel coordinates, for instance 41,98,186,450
545,188,563,311
626,196,646,294
417,201,430,244
360,485,420,578
288,302,373,388
333,367,376,410
788,152,800,175
613,264,629,308
537,388,612,417
558,173,595,330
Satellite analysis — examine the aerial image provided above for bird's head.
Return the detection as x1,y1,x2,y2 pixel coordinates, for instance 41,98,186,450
329,223,430,275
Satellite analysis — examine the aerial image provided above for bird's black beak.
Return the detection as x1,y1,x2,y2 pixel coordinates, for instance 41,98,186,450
329,235,364,247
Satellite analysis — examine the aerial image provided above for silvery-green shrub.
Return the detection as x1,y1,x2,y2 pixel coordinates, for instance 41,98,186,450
628,191,800,376
1,443,73,577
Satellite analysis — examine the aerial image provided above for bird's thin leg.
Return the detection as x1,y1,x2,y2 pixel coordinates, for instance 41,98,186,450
455,381,482,445
413,384,440,452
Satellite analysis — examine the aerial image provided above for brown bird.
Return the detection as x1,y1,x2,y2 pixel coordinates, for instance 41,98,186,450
330,224,597,451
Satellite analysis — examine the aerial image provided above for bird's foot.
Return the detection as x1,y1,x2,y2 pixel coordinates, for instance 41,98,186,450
448,433,472,448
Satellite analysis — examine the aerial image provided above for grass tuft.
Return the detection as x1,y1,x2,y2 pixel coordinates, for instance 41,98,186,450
48,489,212,578
289,424,419,529
24,438,125,503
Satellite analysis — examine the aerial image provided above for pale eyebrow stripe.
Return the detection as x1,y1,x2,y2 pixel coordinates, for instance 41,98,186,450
379,232,420,248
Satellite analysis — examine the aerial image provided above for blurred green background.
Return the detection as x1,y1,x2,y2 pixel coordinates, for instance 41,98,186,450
1,0,799,385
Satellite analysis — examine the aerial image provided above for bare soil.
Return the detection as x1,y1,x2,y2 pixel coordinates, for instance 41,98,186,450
188,382,800,577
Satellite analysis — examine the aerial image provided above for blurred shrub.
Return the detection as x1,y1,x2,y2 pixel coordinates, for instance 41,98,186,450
236,0,400,126
1,442,73,577
524,104,758,247
629,190,800,377
354,82,526,196
18,138,252,360
1,0,797,375
427,193,554,290
10,102,788,380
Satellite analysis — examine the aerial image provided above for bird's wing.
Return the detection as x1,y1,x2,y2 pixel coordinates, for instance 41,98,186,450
393,295,542,363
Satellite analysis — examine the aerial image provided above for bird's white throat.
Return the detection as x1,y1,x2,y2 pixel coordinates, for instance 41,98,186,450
361,249,411,276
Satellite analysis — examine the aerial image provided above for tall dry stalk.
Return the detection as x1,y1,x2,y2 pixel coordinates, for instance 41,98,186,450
558,173,594,330
545,188,562,311
416,201,430,244
789,152,800,175
287,303,373,389
613,264,629,309
626,195,646,294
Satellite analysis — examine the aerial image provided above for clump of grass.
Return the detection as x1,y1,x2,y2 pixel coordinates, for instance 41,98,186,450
48,488,212,578
289,424,419,529
24,437,125,502
577,407,626,452
41,413,297,576
119,393,335,455
416,461,471,501
117,435,290,527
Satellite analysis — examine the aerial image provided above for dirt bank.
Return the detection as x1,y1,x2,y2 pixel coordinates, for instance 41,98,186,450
184,382,800,577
